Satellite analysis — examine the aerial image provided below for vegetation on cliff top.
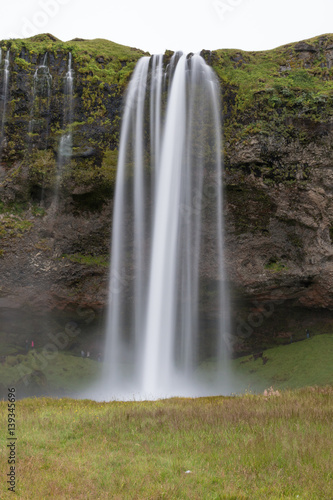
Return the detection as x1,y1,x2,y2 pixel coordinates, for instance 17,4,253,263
214,33,333,121
1,33,148,87
0,34,147,207
210,33,333,193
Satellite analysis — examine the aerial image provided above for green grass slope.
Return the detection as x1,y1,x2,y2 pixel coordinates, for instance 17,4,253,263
0,351,102,398
232,334,333,392
0,334,332,398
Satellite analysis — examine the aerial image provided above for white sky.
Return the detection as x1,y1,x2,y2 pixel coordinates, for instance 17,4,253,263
2,0,333,54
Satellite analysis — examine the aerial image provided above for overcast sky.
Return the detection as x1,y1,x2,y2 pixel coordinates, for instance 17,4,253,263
2,0,333,54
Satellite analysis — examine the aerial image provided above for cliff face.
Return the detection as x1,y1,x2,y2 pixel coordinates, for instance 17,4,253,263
0,33,333,347
0,34,146,313
211,37,333,315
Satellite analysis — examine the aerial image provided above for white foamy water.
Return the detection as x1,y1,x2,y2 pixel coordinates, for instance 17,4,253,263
88,53,231,401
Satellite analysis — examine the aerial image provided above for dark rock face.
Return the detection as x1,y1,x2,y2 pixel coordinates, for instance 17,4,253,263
0,37,142,315
224,132,333,308
0,34,332,349
208,36,333,332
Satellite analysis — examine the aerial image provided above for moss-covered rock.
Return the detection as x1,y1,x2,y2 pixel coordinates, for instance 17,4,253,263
0,35,147,211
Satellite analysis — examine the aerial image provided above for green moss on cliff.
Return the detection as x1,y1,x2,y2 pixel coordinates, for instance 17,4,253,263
28,150,57,188
61,253,109,267
214,35,333,116
0,35,138,210
212,34,333,180
0,215,33,251
1,35,147,88
265,258,288,273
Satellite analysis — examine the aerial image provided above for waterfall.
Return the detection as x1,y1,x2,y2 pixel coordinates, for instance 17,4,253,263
0,50,10,161
54,53,74,208
101,53,231,399
58,52,74,164
28,53,52,146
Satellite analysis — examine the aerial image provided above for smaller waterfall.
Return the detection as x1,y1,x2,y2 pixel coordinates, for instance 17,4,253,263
28,53,52,146
58,53,74,165
54,53,74,208
150,54,163,191
0,50,10,161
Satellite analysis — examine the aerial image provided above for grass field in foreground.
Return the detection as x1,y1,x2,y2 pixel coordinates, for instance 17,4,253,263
0,386,332,499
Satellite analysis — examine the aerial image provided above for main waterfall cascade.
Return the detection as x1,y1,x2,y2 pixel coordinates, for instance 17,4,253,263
102,52,231,399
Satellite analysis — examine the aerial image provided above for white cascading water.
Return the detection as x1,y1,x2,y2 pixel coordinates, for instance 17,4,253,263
101,53,231,399
58,52,74,166
53,53,74,209
28,53,52,143
0,50,10,161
